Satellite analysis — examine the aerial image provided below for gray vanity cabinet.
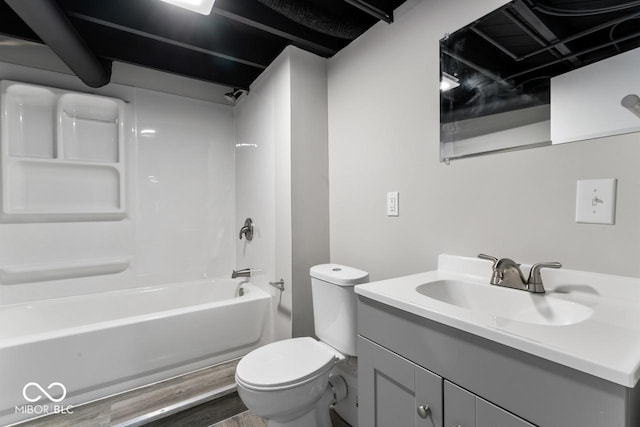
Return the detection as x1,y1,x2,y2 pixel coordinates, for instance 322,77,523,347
357,296,640,427
358,336,443,427
359,335,534,427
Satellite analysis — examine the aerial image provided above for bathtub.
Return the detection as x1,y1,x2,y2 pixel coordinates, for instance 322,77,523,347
0,278,271,426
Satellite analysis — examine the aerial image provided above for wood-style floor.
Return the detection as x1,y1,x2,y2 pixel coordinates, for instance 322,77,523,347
212,411,267,427
14,360,240,427
144,392,252,427
145,393,351,427
212,409,351,427
13,356,352,427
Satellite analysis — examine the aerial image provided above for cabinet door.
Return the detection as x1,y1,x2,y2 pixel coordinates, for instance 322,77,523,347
476,398,535,427
444,381,476,427
444,380,535,427
358,337,443,427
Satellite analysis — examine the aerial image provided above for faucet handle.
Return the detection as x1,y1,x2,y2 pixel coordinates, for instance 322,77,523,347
239,218,254,241
527,262,562,293
478,254,501,285
477,253,498,267
528,262,562,284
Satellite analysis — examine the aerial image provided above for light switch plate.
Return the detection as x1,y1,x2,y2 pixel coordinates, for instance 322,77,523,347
575,179,617,224
387,192,399,216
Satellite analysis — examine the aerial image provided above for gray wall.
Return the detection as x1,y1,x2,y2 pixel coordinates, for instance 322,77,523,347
290,48,330,337
327,0,640,280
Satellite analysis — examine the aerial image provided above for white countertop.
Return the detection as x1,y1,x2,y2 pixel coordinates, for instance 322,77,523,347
355,255,640,388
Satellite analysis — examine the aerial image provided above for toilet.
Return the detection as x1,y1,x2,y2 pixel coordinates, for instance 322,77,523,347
235,264,369,427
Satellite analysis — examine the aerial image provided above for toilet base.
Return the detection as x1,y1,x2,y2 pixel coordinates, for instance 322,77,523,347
332,357,358,426
266,386,333,427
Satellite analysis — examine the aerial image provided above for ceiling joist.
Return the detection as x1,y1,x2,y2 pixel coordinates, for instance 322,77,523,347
0,0,406,89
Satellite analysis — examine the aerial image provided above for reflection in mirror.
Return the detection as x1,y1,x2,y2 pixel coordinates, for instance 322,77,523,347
440,0,640,163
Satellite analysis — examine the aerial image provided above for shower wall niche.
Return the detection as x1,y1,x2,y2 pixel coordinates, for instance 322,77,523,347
1,80,126,223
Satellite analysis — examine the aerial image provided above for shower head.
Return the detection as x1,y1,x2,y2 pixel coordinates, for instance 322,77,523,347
621,94,640,119
224,88,248,104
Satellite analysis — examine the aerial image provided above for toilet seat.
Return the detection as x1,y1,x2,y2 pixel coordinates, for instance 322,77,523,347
236,337,339,391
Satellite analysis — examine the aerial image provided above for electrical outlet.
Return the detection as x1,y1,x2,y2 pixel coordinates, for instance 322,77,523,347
387,192,399,217
575,179,617,224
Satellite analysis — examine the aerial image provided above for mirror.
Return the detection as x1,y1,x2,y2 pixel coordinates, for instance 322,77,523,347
440,0,640,163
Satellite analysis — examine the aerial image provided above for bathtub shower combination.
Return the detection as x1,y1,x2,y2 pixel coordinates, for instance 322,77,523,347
0,278,270,426
0,78,273,425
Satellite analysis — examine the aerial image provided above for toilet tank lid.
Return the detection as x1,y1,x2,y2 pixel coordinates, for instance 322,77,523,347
310,264,369,286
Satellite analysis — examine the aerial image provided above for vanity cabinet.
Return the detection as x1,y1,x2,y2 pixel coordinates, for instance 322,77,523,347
357,296,640,427
359,336,533,427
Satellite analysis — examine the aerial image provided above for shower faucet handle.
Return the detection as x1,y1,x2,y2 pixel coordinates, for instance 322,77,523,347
239,218,254,241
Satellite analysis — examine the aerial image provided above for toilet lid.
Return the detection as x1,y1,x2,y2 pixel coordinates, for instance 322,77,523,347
236,337,337,388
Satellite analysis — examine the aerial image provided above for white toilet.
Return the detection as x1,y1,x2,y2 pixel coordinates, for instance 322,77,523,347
235,264,369,427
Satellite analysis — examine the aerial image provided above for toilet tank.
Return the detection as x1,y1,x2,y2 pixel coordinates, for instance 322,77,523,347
310,264,369,356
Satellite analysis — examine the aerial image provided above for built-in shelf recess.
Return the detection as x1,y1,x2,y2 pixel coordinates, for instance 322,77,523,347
0,80,126,223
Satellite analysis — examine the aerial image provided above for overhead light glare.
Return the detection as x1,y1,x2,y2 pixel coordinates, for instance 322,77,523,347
159,0,216,15
440,72,460,92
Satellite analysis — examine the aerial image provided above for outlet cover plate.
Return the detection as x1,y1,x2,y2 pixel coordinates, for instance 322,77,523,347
575,178,617,224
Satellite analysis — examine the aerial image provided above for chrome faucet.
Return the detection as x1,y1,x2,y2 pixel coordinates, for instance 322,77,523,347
232,268,251,279
478,254,562,294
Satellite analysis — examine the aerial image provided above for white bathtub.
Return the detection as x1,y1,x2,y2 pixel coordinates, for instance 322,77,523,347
0,278,271,426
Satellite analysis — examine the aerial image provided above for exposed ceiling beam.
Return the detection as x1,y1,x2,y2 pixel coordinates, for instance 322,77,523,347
4,0,111,87
212,0,338,57
506,27,640,80
511,0,581,67
514,8,640,62
70,21,261,89
343,0,393,23
0,0,406,91
67,12,267,70
57,0,286,67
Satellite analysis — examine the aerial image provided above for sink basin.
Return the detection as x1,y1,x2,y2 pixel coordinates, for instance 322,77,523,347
416,280,593,326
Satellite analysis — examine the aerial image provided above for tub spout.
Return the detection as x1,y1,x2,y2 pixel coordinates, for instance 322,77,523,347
232,268,251,279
